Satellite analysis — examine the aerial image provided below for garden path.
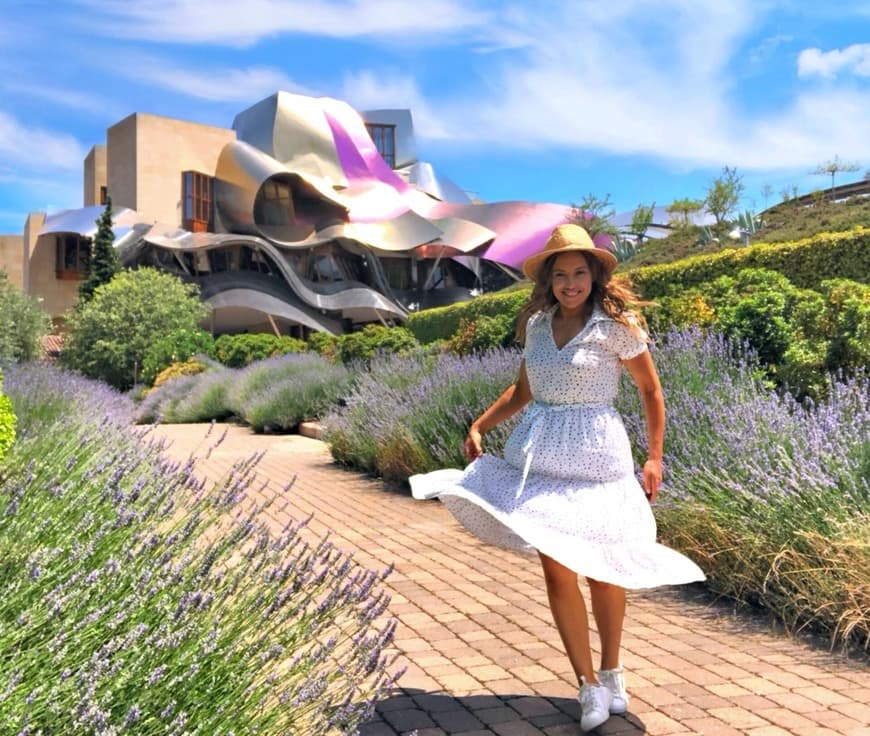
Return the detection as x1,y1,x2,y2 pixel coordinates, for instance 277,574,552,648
152,423,870,736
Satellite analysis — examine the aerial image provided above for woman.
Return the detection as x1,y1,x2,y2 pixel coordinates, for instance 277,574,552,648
410,224,705,732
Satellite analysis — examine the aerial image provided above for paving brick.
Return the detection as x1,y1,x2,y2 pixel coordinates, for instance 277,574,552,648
154,425,870,736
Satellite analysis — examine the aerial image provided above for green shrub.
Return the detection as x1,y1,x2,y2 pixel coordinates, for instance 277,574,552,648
446,314,517,355
629,226,870,299
0,272,51,364
0,371,15,459
141,328,216,385
214,333,307,368
405,289,530,344
61,269,208,390
335,325,419,364
152,359,208,388
306,330,339,359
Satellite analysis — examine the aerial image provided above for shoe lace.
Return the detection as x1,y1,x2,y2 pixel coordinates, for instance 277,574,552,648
579,685,599,709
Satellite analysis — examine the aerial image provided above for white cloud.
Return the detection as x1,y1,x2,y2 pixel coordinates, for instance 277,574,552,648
2,83,125,119
0,113,85,171
113,55,310,102
797,44,870,78
75,0,490,45
339,71,450,139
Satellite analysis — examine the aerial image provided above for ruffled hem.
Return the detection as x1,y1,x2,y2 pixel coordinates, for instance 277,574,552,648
410,466,706,590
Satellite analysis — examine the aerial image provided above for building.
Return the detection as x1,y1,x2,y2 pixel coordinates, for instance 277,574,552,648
3,91,574,336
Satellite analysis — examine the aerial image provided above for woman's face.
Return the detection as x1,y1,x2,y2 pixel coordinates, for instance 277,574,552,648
550,251,593,311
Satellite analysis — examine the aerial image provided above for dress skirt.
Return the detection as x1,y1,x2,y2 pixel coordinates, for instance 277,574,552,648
410,400,706,589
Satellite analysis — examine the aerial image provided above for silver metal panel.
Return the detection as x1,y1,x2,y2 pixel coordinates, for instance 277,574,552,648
206,289,341,334
232,91,349,189
360,109,417,169
38,205,142,239
402,162,472,204
127,225,407,322
213,139,347,242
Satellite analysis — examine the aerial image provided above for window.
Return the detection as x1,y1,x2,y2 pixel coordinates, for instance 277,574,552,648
55,234,89,279
365,123,396,168
182,171,213,232
254,179,294,226
99,186,108,205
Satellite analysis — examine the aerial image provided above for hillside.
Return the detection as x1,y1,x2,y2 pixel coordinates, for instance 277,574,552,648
618,195,870,270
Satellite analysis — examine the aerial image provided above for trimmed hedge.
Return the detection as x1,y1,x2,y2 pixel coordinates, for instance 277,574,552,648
406,289,530,345
629,226,870,298
404,227,870,345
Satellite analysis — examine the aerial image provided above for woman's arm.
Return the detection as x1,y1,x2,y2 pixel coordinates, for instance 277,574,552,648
464,360,533,460
622,350,665,502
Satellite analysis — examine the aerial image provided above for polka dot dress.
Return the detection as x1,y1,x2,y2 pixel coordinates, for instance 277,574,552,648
410,305,705,589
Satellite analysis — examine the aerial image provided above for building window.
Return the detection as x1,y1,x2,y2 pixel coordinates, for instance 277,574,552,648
254,179,295,227
365,123,396,168
182,171,213,232
55,234,89,279
99,186,108,205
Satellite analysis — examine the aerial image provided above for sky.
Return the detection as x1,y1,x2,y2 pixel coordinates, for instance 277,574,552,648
1,0,870,233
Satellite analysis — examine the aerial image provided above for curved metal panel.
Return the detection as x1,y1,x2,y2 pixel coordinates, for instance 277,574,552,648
213,140,347,241
38,205,143,239
402,162,472,205
232,91,348,189
417,200,573,271
129,224,408,322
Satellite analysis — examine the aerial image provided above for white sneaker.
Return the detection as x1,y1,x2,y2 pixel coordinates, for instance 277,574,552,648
598,667,629,714
578,677,613,732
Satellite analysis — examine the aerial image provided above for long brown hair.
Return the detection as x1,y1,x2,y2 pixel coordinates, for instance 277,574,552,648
515,251,652,344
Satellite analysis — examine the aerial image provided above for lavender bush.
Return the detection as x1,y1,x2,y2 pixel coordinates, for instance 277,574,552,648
1,363,399,733
227,353,354,432
323,349,521,481
617,328,870,650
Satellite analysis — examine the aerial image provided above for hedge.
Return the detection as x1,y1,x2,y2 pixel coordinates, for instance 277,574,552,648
406,289,531,345
629,226,870,298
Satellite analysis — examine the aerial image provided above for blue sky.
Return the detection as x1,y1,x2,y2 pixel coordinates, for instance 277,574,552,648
2,0,870,233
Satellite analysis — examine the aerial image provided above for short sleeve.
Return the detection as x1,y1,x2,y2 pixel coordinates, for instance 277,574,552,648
606,317,649,361
521,310,547,357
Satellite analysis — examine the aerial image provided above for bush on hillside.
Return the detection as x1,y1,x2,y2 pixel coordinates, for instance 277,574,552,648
628,226,870,298
61,269,208,390
307,330,339,360
0,272,51,364
214,333,307,368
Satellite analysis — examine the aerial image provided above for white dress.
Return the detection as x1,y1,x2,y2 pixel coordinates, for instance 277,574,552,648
410,305,705,589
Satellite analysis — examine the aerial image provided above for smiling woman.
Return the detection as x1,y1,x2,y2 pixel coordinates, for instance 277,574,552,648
410,223,704,732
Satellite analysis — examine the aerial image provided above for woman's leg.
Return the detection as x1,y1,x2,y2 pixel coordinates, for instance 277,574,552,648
538,552,597,685
587,578,626,671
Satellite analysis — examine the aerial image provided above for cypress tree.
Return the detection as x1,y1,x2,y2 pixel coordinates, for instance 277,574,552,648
79,196,120,303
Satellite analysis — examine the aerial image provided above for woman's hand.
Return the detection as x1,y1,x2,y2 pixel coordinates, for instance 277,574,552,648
642,458,663,503
464,426,484,461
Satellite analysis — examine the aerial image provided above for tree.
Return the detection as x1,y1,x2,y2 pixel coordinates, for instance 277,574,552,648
568,193,619,238
0,271,52,364
760,183,773,210
79,196,120,303
812,156,860,192
704,166,744,235
61,268,209,390
628,202,655,244
665,197,704,228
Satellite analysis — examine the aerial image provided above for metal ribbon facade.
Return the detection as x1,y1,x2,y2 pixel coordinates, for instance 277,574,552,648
45,91,576,335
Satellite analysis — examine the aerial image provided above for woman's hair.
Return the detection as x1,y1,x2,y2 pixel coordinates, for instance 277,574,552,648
515,251,652,344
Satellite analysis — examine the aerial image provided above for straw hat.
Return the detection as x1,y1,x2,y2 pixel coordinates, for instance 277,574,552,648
521,224,618,281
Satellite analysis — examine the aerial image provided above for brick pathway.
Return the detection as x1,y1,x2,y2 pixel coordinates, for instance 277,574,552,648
152,424,870,736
